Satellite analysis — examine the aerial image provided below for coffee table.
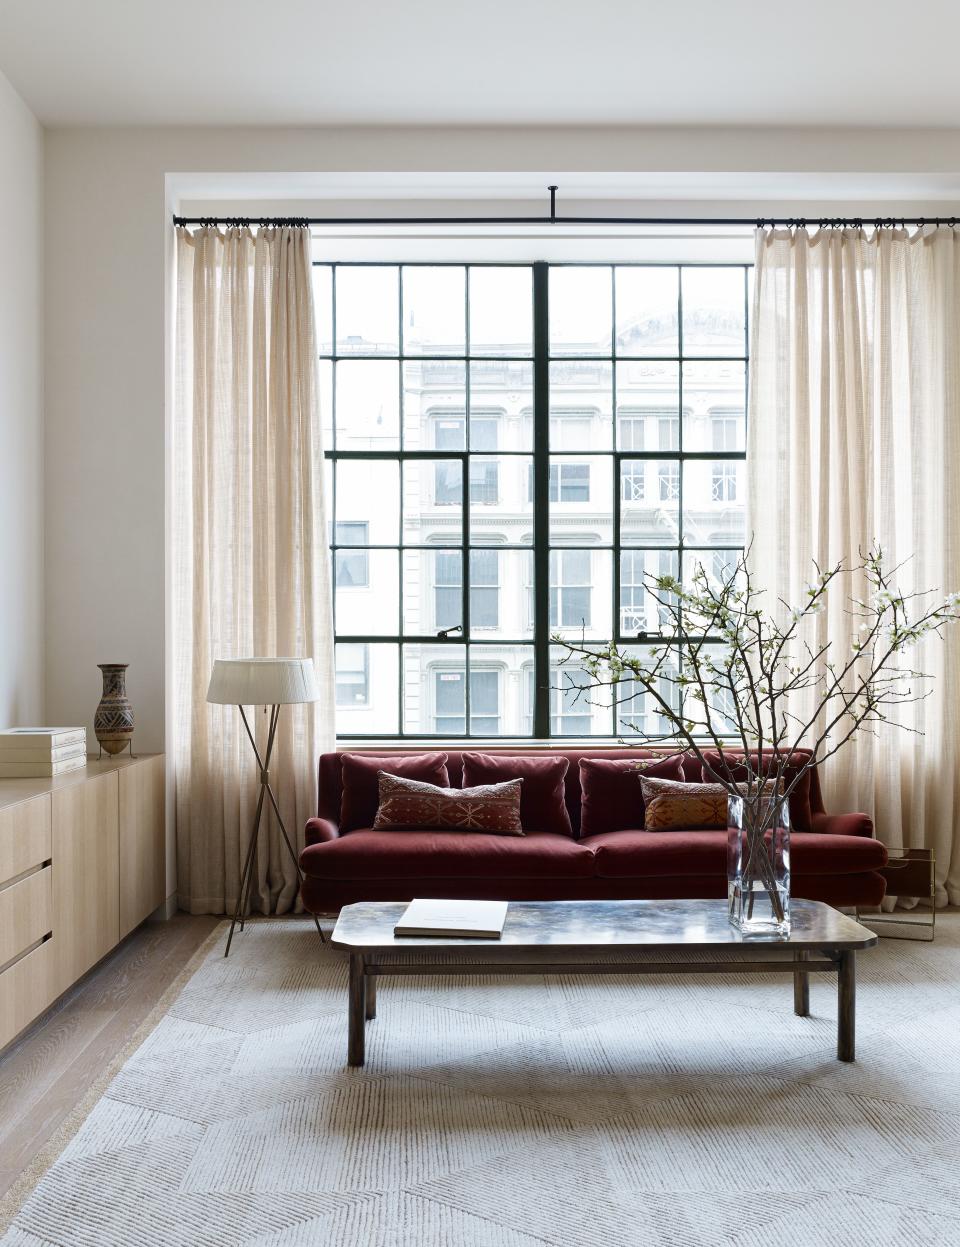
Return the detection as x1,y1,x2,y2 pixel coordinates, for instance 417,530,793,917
331,898,877,1067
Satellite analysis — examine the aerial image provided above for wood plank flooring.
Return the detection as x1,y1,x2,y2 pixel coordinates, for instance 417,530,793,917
0,913,220,1199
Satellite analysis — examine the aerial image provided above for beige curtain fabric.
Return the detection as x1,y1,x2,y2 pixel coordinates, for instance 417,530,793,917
173,225,335,915
749,225,960,906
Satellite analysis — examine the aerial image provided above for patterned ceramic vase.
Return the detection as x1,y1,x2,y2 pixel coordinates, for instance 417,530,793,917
94,663,135,756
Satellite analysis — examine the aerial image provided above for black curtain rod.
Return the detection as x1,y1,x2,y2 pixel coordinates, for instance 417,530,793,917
172,184,959,231
172,213,960,229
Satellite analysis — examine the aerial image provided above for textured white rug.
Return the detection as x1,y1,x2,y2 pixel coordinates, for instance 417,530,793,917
3,913,960,1247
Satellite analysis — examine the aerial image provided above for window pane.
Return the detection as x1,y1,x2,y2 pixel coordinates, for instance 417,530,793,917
403,459,462,544
616,362,680,448
402,266,465,355
615,645,681,737
548,456,613,546
335,549,398,636
403,644,466,734
549,267,612,356
402,549,462,635
615,267,680,357
549,549,612,639
682,548,744,597
472,645,533,735
682,361,746,450
336,266,399,355
620,550,679,636
469,267,533,356
406,361,466,451
476,549,533,639
472,361,533,450
336,460,399,544
681,268,746,357
335,643,399,734
313,265,334,355
549,646,612,736
682,460,746,546
620,459,679,547
550,361,613,450
472,456,532,543
335,360,400,449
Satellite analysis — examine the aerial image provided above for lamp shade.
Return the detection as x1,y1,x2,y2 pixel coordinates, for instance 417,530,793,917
206,658,320,705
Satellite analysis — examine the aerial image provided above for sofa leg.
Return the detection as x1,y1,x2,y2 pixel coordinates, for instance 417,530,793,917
793,950,810,1016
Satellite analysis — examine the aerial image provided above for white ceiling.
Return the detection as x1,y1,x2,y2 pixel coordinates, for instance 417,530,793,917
2,0,960,128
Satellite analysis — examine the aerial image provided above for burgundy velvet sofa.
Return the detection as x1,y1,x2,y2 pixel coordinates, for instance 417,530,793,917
299,747,888,913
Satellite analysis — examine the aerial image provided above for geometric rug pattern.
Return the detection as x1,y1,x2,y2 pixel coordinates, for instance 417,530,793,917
3,913,960,1246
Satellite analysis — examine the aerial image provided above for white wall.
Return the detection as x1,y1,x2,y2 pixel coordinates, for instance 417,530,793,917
42,123,960,756
0,71,43,727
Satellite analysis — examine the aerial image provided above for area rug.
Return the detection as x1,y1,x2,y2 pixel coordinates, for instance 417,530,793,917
3,913,960,1246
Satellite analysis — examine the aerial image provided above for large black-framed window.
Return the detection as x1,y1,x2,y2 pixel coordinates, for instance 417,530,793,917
318,260,749,739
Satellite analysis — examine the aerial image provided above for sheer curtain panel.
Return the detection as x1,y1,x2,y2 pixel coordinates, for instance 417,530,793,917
749,225,960,906
173,225,335,915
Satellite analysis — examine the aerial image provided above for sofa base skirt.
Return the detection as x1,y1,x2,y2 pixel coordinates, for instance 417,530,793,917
301,871,886,913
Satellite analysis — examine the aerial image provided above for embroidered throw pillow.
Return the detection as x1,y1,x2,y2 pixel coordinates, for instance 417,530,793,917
640,775,777,832
373,771,525,835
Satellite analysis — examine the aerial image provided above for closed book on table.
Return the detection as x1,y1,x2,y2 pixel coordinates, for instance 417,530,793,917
394,898,509,939
0,728,87,752
0,755,88,778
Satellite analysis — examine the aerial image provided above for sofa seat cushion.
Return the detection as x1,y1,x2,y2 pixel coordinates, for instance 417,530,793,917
584,830,887,879
585,831,727,878
301,829,596,880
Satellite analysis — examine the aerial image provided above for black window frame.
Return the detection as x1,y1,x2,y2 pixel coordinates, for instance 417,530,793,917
322,260,750,740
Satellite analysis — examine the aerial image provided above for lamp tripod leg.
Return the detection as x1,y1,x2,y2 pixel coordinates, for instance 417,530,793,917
225,781,266,957
265,781,326,944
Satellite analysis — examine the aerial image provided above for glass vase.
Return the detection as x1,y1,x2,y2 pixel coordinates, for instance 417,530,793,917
727,793,791,936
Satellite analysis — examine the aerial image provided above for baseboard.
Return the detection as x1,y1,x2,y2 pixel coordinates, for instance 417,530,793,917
149,894,179,922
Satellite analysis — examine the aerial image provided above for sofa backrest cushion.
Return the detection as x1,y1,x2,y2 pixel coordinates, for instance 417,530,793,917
461,752,573,836
340,752,449,832
699,749,813,831
579,754,685,836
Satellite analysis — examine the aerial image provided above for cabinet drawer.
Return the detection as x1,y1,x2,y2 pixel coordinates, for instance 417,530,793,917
0,795,51,885
0,937,56,1051
0,866,53,968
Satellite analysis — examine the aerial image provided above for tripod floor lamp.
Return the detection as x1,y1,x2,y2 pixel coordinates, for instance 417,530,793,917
206,658,326,956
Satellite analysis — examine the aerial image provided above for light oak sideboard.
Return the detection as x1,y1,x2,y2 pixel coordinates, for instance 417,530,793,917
0,753,166,1051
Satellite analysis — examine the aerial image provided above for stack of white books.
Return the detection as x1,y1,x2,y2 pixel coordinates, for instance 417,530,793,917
0,728,88,777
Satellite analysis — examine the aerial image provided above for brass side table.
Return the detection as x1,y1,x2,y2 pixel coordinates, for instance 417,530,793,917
858,847,936,941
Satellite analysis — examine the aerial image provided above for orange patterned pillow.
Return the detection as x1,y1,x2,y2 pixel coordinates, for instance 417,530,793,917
640,776,776,832
373,771,524,835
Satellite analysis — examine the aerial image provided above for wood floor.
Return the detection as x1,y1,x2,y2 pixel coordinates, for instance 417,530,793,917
0,913,220,1200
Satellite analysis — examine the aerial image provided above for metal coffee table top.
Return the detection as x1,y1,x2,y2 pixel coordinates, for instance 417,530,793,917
332,898,877,953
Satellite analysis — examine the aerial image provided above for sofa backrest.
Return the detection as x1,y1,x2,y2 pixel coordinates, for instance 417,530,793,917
318,746,827,837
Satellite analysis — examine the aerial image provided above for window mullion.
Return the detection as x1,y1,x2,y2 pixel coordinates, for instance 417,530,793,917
532,262,551,738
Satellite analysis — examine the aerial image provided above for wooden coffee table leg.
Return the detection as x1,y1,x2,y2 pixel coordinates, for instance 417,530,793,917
365,973,377,1020
793,950,810,1016
348,952,366,1066
837,950,855,1062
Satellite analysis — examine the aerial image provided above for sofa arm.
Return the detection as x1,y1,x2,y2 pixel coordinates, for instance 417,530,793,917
305,817,340,846
811,811,874,838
